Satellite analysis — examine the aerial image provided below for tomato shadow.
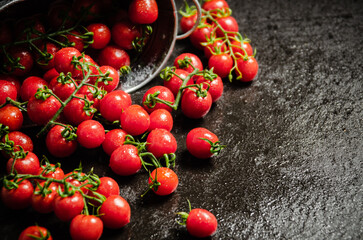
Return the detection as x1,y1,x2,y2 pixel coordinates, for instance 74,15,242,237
178,150,215,171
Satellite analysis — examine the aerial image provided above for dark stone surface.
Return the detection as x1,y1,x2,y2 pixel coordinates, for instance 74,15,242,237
0,0,362,239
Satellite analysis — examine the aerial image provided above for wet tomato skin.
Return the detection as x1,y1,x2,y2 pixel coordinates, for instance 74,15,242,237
0,104,23,131
1,179,34,210
186,208,218,238
70,214,103,240
76,120,105,149
99,195,131,229
18,225,53,240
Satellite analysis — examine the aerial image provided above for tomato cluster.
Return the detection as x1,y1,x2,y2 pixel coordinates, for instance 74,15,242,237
0,0,249,239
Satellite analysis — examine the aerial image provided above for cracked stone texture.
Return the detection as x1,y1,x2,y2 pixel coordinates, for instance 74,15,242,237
0,0,362,239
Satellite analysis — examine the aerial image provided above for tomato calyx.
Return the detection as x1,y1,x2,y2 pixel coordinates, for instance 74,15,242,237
179,1,197,18
132,25,153,52
199,137,226,156
141,168,162,197
176,199,192,226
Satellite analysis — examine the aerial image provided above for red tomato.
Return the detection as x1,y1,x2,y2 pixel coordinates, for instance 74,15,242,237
31,182,58,214
70,214,103,240
53,191,85,221
0,75,21,93
0,104,23,131
148,167,178,196
97,65,120,92
63,94,95,126
73,54,99,82
148,109,173,132
47,2,74,29
231,40,253,57
0,80,17,105
102,129,128,156
146,129,177,159
142,86,175,113
163,69,193,97
208,53,233,79
18,225,53,240
181,87,212,119
112,21,141,50
64,171,90,195
16,17,45,46
1,131,33,156
38,164,65,181
180,13,198,33
129,0,158,24
203,39,228,59
43,68,59,82
65,30,85,52
98,45,130,71
186,208,218,238
49,75,77,102
1,179,34,209
174,53,203,73
109,144,142,176
189,24,213,50
6,151,40,175
35,42,59,70
53,47,82,76
77,85,104,110
99,90,132,122
216,16,239,37
87,23,111,49
76,120,105,149
120,105,150,136
202,0,229,12
99,195,131,229
27,95,61,125
186,127,220,159
20,76,48,102
89,176,120,203
194,75,223,103
46,125,78,158
235,57,259,82
5,47,34,76
72,0,101,21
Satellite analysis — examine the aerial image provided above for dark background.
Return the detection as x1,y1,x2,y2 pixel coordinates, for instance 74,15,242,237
1,0,362,239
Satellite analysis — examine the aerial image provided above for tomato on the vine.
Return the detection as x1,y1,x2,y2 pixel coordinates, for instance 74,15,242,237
70,215,103,240
99,90,132,122
208,53,233,79
202,0,229,12
142,86,175,113
129,0,158,24
27,95,61,126
186,127,222,159
112,21,141,50
37,164,64,181
49,75,77,102
120,105,150,136
181,87,212,119
6,151,40,175
235,56,259,82
76,120,105,149
31,182,58,214
231,39,253,57
109,144,142,176
53,47,81,76
64,30,85,52
99,195,131,229
5,47,34,76
102,129,128,156
63,94,95,126
97,65,120,92
43,68,59,82
194,75,224,103
215,16,239,37
189,24,214,50
186,208,218,238
203,39,228,59
146,128,177,159
1,179,34,210
0,80,17,105
148,109,173,132
1,131,33,157
87,23,111,49
163,69,193,97
89,176,120,202
180,13,198,33
35,42,59,70
18,225,53,240
53,191,85,222
98,45,130,71
147,167,178,196
174,53,203,73
45,125,78,158
20,76,48,102
0,104,23,131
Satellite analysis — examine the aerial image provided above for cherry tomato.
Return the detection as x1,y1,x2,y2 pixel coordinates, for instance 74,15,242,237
31,182,58,214
97,65,120,92
18,225,53,240
73,54,99,82
53,47,82,76
98,45,130,71
1,179,34,209
186,127,220,159
99,90,132,122
99,195,131,229
230,40,253,57
142,86,175,113
20,76,48,102
120,105,150,136
186,208,218,238
112,21,141,50
163,69,193,97
89,176,120,202
235,56,259,82
208,53,233,79
72,0,101,21
102,129,128,156
203,39,228,59
64,171,90,195
76,120,105,149
46,125,78,158
216,16,239,37
181,87,212,119
37,164,65,181
6,151,40,175
148,167,178,196
0,75,21,93
70,214,103,240
87,23,111,49
78,85,104,110
194,75,223,103
1,131,33,157
35,42,59,70
0,104,23,131
190,24,213,50
53,191,85,221
148,109,173,132
5,47,34,76
43,68,59,82
47,2,74,29
146,129,177,159
109,144,142,176
16,17,45,47
174,53,203,73
63,94,95,126
129,0,158,24
27,95,61,125
49,75,77,102
180,13,198,33
202,0,229,12
64,30,85,52
0,80,17,105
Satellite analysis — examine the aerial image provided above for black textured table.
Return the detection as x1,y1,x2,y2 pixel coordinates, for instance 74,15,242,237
1,0,362,239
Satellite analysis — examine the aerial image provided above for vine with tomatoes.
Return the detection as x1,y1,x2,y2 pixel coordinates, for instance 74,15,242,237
0,0,250,239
